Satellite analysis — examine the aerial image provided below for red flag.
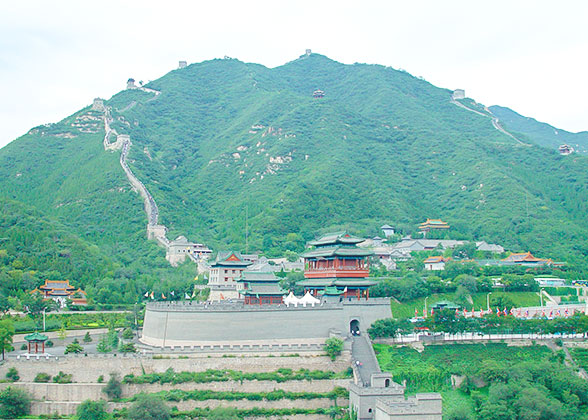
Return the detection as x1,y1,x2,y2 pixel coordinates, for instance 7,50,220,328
220,293,225,300
161,293,166,299
415,308,418,317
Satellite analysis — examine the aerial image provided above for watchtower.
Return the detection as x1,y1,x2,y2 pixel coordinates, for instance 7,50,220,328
313,89,325,99
92,98,105,111
305,49,312,56
178,60,187,69
127,78,136,89
452,89,465,100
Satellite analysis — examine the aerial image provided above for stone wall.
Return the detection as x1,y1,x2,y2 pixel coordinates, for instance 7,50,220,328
0,354,350,383
142,301,391,347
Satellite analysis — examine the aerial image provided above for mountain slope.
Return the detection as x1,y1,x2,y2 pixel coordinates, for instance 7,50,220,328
0,53,587,267
490,105,588,153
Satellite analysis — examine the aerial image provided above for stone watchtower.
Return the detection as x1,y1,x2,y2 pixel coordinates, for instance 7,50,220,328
127,78,137,89
178,60,187,69
452,89,465,100
350,372,442,420
92,98,105,111
305,49,312,56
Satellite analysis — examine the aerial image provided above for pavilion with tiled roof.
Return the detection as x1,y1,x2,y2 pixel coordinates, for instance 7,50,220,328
236,271,286,305
502,252,552,266
299,232,375,300
24,332,49,354
418,219,450,233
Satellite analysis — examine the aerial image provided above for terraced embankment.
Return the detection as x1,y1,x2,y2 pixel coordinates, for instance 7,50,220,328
0,354,351,418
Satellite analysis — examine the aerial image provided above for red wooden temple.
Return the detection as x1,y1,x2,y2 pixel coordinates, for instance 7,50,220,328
299,232,375,300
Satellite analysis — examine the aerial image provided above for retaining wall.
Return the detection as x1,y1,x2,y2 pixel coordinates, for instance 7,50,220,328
0,354,350,382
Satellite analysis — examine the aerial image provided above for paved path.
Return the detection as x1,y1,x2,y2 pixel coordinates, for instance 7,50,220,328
13,328,109,343
351,335,380,387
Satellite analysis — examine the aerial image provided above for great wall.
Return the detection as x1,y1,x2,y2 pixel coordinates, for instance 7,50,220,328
450,90,530,146
98,85,209,267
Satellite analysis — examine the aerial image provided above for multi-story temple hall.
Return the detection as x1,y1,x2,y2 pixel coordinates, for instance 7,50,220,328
299,232,376,301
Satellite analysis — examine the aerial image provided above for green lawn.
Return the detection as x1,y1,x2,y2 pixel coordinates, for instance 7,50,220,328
391,291,541,319
374,343,552,392
570,347,588,370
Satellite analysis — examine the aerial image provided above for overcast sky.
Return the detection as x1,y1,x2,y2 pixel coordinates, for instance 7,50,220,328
1,0,586,149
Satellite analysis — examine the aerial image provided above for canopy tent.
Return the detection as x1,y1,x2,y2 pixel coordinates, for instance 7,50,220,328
299,291,321,307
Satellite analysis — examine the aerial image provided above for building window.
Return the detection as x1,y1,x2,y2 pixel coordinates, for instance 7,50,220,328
224,277,228,282
368,408,372,413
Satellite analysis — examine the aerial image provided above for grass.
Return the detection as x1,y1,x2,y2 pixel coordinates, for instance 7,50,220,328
391,291,541,319
375,342,554,418
569,347,588,370
374,342,552,392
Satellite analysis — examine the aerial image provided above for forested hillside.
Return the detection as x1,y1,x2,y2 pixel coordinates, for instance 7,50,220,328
490,105,588,153
0,52,587,275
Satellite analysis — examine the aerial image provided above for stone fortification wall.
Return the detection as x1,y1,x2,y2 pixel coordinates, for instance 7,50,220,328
142,300,391,347
0,354,349,383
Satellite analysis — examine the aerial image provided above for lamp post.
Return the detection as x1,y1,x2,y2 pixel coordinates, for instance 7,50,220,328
424,296,429,317
540,288,544,307
487,292,493,312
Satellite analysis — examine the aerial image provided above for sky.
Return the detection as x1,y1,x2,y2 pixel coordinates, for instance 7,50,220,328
0,0,587,149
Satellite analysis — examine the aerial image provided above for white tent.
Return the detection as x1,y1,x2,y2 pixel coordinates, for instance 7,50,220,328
283,292,300,307
298,291,321,307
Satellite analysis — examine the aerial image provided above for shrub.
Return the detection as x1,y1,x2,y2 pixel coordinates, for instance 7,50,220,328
20,344,27,351
5,367,19,382
0,386,30,418
119,343,137,353
46,340,54,348
83,332,93,343
103,373,122,400
65,342,84,354
97,375,104,383
76,399,110,420
127,394,170,420
122,328,134,339
324,337,343,361
53,371,73,384
34,372,51,383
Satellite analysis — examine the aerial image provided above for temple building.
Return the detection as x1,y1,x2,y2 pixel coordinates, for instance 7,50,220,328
502,252,552,267
207,251,253,300
30,280,87,308
418,219,450,235
299,232,376,300
237,271,286,305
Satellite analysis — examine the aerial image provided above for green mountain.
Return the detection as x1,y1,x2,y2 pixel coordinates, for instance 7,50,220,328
490,105,588,153
1,53,587,279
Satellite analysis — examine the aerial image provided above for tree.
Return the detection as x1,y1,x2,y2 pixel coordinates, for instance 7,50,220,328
126,394,170,420
324,337,343,361
97,336,111,353
102,373,122,400
0,386,31,418
83,332,93,343
0,320,15,360
64,342,84,354
76,399,110,420
208,407,240,420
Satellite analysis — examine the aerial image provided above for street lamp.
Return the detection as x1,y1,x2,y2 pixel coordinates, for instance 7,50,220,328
487,292,493,312
540,288,544,307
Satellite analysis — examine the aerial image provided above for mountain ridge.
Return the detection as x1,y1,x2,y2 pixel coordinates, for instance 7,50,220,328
1,53,587,272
